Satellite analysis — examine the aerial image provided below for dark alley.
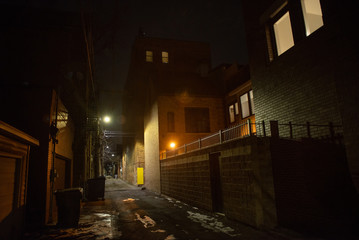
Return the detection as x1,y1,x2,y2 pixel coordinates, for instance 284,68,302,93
24,178,289,240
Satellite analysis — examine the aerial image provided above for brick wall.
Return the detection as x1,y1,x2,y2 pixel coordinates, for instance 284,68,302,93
158,95,225,151
144,101,161,193
242,0,359,191
122,136,143,186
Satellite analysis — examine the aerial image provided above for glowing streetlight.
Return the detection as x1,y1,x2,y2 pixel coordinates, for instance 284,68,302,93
103,116,111,123
170,142,176,148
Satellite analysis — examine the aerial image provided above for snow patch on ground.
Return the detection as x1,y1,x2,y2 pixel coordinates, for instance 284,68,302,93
135,213,156,228
151,229,166,233
28,210,120,239
187,211,240,237
164,234,176,240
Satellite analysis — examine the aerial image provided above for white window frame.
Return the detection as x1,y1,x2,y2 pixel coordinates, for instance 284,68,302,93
240,90,254,119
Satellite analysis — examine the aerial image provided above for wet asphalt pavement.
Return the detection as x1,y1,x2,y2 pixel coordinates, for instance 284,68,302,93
23,179,318,240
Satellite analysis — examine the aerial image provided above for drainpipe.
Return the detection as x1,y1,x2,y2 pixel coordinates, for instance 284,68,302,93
48,89,59,224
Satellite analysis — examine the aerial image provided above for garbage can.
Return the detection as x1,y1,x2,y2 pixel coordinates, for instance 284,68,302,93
86,176,105,201
55,188,82,228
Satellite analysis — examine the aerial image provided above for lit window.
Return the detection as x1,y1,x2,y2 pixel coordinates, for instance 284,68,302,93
301,0,323,36
273,11,294,56
162,51,169,63
228,102,239,123
240,90,254,119
56,110,68,129
167,112,175,132
240,94,250,118
146,51,153,62
249,90,254,113
234,102,239,115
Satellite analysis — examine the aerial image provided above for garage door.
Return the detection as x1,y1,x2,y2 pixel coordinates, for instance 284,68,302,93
0,156,16,222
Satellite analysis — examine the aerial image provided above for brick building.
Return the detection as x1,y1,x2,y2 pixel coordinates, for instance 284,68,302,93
218,64,255,128
0,4,97,232
242,0,359,191
122,37,225,192
157,0,358,236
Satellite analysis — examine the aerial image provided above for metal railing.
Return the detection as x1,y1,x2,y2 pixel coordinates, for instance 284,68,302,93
269,121,343,140
160,120,343,160
161,119,257,159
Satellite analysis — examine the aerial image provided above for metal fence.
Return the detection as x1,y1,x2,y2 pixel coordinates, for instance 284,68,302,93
161,120,258,159
160,120,343,160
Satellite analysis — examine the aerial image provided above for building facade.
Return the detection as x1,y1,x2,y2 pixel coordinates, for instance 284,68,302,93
0,3,98,231
242,0,359,191
123,37,225,192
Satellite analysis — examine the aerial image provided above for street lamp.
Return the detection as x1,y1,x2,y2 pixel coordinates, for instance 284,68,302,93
103,116,111,123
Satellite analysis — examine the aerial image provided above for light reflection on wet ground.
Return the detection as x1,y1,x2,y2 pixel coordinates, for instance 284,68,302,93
24,201,120,240
23,179,289,240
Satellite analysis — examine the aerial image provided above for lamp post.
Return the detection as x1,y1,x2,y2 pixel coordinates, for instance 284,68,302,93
96,115,111,177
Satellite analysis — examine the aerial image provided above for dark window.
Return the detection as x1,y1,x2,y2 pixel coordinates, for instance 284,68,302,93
185,107,210,133
167,112,175,132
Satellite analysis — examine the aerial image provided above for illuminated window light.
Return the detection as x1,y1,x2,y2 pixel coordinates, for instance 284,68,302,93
301,0,323,36
162,51,169,63
273,11,294,56
146,50,153,62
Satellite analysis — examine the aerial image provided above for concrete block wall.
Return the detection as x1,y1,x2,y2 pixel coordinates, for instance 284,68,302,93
220,137,276,229
160,137,277,229
161,135,358,234
161,153,212,210
270,138,359,235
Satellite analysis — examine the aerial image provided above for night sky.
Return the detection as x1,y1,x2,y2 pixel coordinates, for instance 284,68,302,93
92,0,248,89
1,0,248,129
93,0,248,128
